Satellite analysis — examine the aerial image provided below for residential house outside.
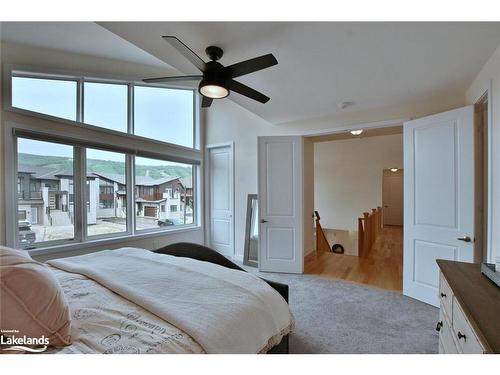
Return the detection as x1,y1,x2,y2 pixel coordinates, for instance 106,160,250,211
17,164,98,246
180,176,194,224
16,165,193,247
91,172,192,225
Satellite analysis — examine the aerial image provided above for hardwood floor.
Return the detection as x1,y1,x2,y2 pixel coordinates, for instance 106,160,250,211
305,225,403,292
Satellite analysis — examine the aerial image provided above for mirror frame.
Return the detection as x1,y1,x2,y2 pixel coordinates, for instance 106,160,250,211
243,194,258,267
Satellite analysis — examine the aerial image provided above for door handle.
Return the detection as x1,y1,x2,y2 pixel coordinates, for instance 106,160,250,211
260,219,268,223
457,236,472,243
435,321,443,332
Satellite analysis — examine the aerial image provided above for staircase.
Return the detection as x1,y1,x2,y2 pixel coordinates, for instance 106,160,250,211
48,193,56,209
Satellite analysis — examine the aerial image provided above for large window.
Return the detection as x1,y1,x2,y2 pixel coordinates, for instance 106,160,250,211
14,137,197,250
8,68,200,252
135,157,194,230
17,138,75,249
11,74,196,149
134,86,194,148
12,77,77,121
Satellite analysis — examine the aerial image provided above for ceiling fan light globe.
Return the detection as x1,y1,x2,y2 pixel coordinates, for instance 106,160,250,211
199,84,229,99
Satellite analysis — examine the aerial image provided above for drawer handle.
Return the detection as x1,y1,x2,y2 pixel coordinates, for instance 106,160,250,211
457,331,467,341
435,321,443,332
440,292,447,298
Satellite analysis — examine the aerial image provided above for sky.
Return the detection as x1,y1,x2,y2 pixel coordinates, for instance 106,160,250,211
13,76,195,167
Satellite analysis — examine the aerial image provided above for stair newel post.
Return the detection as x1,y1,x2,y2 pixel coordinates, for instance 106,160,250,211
363,212,370,256
358,217,364,257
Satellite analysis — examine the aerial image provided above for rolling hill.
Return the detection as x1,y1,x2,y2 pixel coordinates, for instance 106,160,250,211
18,153,192,179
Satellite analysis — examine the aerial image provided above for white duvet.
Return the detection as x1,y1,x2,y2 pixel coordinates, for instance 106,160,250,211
48,248,293,354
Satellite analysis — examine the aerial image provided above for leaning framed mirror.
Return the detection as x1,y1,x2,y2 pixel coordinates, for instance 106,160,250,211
243,194,258,267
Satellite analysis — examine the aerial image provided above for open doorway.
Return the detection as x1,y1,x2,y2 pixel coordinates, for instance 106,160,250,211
305,125,404,291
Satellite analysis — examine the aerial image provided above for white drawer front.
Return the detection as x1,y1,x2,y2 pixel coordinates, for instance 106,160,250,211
452,298,484,354
439,273,453,318
438,309,459,354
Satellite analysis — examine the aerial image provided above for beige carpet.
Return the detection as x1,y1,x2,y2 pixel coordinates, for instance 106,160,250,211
242,265,439,354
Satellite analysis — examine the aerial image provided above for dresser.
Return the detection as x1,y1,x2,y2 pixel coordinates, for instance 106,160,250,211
437,260,500,354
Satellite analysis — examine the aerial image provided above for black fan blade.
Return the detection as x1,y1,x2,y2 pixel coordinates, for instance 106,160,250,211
162,36,206,72
224,54,278,78
226,80,270,103
143,75,202,84
201,96,213,108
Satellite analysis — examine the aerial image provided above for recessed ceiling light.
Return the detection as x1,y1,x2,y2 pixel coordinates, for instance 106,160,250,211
350,129,363,136
390,168,398,172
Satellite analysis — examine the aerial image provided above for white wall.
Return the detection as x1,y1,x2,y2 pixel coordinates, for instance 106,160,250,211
314,134,403,231
0,42,203,259
466,42,500,264
205,100,289,260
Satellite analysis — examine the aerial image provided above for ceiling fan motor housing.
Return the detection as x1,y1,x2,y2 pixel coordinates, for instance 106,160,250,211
206,45,224,61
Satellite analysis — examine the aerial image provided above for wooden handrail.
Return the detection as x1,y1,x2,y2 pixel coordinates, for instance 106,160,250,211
315,211,330,253
358,206,383,257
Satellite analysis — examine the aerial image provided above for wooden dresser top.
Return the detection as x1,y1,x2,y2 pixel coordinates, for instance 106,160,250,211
437,260,500,353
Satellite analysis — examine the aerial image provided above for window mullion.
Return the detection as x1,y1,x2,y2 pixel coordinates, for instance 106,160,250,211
73,146,86,243
128,83,134,135
127,154,135,235
77,77,84,123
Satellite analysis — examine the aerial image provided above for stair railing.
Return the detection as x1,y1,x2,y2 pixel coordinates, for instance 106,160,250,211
358,206,383,257
314,211,331,253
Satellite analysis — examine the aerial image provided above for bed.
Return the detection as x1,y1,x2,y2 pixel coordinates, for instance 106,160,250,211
44,243,292,354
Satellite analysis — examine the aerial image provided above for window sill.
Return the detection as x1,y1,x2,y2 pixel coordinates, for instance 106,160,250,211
27,225,202,257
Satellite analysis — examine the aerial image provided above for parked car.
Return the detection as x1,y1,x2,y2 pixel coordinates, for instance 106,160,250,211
18,220,36,246
157,218,185,227
158,219,175,227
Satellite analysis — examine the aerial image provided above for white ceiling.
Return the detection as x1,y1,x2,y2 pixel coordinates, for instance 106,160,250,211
2,22,500,125
0,22,170,68
100,22,500,124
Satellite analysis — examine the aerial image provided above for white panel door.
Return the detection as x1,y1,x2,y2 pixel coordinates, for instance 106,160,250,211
208,144,234,257
404,106,475,307
258,136,304,273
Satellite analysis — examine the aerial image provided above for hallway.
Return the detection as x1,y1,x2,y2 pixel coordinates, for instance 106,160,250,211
305,225,403,291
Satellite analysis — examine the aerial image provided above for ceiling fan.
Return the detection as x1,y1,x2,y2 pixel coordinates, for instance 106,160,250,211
143,36,278,108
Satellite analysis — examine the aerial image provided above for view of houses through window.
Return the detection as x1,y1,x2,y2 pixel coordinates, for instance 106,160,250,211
135,157,194,230
86,149,127,237
17,138,75,247
16,139,195,249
